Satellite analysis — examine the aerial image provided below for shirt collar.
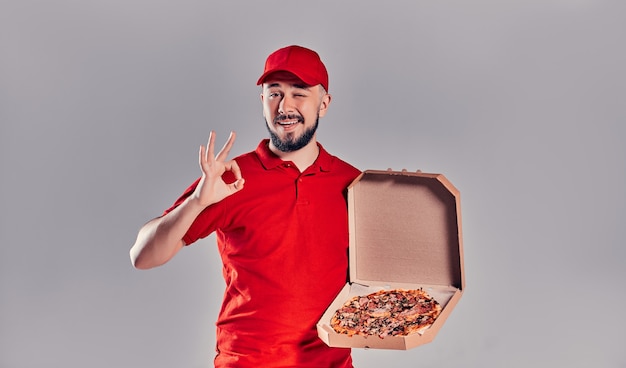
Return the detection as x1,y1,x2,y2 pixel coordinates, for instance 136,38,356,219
255,139,333,172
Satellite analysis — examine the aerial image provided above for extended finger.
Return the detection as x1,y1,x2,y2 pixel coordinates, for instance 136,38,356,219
206,130,216,162
198,144,206,168
216,131,236,162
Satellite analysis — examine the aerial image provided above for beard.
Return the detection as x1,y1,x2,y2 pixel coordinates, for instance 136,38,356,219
266,114,319,152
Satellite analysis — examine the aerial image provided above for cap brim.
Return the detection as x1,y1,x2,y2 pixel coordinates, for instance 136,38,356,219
256,69,319,87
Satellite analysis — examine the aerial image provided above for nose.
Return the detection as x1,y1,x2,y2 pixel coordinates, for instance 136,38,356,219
278,94,294,115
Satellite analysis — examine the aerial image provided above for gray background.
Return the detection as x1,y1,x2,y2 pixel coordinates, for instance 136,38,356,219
1,1,625,367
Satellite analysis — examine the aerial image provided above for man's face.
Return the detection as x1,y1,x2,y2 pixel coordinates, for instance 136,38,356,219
261,71,330,152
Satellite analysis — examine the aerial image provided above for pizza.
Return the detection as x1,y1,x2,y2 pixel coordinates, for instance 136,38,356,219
330,288,442,338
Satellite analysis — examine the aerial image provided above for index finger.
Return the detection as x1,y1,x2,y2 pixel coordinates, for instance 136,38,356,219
225,159,243,182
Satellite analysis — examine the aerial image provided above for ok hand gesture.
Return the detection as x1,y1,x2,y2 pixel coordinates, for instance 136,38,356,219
191,131,245,207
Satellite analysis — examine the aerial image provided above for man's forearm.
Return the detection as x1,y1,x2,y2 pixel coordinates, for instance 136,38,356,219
129,197,206,269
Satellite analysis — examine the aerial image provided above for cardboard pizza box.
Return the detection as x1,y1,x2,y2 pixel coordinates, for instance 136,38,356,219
317,169,465,350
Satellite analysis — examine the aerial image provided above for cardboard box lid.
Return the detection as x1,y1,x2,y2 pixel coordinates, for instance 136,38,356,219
347,170,464,290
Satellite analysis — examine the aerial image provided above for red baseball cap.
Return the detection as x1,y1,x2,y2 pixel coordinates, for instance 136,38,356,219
257,45,329,91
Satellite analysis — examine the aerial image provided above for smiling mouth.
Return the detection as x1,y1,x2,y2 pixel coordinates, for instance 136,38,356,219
275,114,304,126
277,120,301,126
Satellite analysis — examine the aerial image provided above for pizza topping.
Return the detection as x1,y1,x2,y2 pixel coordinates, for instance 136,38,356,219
330,288,442,338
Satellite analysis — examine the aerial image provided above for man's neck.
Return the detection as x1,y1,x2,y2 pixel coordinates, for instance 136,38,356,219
269,140,320,172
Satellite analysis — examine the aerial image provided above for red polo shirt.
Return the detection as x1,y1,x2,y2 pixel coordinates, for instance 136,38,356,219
164,140,360,367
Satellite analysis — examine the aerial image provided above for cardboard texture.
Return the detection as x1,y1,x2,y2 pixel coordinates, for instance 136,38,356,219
317,169,464,350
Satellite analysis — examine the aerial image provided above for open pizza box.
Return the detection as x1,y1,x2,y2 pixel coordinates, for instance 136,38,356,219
317,169,465,350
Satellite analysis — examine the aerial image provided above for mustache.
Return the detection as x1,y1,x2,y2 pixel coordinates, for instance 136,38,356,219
274,114,304,124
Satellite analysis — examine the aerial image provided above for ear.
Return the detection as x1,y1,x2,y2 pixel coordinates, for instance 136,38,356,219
318,92,332,118
260,92,266,118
